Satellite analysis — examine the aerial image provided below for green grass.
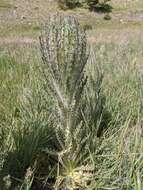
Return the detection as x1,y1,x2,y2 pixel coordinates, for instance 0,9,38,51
0,23,40,38
0,0,13,9
0,36,143,189
1,19,143,39
82,19,143,30
0,47,39,124
111,0,143,13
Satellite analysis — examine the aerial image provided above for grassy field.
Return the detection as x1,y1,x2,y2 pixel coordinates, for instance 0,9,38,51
0,0,13,9
0,0,143,38
0,0,143,189
0,38,143,190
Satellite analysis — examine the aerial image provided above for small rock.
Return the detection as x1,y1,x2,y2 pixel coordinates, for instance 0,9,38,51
21,16,26,20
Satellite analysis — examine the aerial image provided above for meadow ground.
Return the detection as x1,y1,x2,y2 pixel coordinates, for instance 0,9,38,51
0,0,143,189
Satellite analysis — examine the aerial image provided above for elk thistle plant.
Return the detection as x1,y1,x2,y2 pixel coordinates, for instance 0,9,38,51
39,14,94,189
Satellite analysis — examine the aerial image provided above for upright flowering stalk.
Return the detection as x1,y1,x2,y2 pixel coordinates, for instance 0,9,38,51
40,14,96,190
40,14,88,152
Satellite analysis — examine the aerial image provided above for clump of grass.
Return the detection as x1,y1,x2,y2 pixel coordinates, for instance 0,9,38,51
87,42,143,189
82,23,93,30
0,47,56,188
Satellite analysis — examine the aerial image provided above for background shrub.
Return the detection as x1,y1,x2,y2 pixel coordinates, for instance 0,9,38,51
86,0,112,12
57,0,81,9
58,0,112,12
